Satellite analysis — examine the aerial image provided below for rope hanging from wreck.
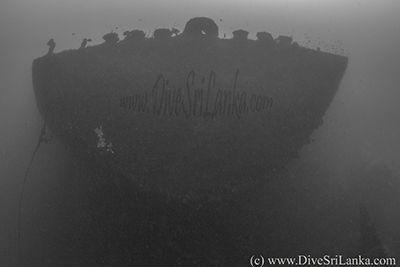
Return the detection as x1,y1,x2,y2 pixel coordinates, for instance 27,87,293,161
17,123,53,266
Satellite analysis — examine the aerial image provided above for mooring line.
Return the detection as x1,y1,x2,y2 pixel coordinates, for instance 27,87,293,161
18,123,52,266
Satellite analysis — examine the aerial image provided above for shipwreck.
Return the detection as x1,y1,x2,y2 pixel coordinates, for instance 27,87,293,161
30,17,348,266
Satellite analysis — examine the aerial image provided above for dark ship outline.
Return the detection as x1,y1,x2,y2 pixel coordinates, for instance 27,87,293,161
23,17,377,267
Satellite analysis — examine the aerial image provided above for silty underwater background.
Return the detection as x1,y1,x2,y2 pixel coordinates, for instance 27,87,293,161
1,0,400,266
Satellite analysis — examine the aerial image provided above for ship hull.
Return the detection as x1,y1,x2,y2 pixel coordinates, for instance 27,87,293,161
31,19,348,265
32,34,347,201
